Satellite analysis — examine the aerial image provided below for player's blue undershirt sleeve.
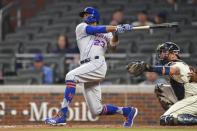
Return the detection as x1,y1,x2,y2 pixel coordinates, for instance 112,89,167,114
86,25,107,35
150,66,170,75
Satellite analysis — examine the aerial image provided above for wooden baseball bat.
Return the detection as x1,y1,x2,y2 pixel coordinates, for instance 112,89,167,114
132,22,179,30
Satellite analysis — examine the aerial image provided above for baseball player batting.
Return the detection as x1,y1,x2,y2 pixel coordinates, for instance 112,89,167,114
127,42,197,125
45,7,138,127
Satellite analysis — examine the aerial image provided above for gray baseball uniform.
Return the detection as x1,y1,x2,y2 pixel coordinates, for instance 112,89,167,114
63,22,118,115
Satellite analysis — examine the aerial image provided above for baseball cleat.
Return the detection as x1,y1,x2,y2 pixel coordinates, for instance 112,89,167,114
123,107,138,128
45,109,67,126
45,118,66,126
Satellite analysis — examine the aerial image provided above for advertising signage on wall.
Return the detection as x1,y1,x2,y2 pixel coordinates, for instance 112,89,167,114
0,85,159,125
0,102,98,122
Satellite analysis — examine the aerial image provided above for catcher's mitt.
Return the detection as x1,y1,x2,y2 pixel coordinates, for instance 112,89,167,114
126,61,151,76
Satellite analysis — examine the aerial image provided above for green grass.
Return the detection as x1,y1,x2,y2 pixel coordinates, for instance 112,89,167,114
34,129,196,131
5,128,197,131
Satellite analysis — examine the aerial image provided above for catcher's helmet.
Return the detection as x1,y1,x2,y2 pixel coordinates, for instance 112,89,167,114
79,7,100,24
156,42,180,61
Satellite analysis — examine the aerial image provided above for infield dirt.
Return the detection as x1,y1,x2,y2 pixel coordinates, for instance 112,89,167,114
0,125,197,131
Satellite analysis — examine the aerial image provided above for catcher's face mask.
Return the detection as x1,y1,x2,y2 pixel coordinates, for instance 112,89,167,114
156,44,169,61
159,50,169,60
156,42,181,65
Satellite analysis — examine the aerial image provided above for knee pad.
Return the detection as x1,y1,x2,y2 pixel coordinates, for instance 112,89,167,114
155,84,165,97
155,83,163,90
155,83,168,94
160,115,175,126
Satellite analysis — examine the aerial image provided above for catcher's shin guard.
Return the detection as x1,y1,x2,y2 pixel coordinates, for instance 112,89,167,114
176,114,197,125
160,115,175,126
160,114,197,126
155,84,178,110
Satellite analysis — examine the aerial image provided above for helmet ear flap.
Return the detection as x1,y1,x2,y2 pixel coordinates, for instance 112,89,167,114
84,15,97,24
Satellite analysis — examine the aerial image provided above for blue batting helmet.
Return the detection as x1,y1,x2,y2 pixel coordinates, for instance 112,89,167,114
79,7,100,24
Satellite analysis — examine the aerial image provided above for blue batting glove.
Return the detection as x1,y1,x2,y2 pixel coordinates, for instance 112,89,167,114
122,24,133,31
116,25,126,33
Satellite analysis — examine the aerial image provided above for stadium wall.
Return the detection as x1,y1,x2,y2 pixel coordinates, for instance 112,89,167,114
0,85,164,125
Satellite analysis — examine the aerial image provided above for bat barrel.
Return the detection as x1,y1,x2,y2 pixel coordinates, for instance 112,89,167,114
150,22,178,29
132,22,178,30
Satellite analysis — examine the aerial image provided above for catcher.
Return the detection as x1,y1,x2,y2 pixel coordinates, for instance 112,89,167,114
127,42,197,126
